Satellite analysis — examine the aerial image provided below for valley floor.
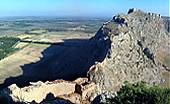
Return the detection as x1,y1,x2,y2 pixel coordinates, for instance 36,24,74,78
0,32,94,85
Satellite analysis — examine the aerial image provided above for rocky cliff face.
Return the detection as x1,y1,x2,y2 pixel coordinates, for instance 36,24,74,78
162,16,170,32
0,9,170,104
88,8,170,92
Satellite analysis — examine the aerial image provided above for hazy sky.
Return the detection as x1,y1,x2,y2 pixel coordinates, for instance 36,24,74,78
0,0,169,17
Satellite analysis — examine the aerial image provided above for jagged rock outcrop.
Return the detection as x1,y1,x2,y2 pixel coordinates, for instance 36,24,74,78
4,80,76,103
88,9,170,92
0,78,97,103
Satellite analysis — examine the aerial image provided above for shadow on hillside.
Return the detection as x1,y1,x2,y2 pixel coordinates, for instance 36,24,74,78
0,37,111,89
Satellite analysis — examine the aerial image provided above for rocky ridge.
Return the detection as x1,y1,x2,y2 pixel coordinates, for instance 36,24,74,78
0,9,170,104
88,8,170,92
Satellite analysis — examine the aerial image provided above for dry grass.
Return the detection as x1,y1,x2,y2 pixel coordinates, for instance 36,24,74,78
156,49,170,69
161,71,170,88
0,43,49,83
156,49,170,88
0,31,92,84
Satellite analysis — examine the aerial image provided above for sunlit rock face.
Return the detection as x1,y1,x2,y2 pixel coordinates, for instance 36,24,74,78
88,9,170,92
1,78,97,103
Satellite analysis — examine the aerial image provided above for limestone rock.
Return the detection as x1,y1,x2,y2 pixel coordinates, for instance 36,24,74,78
0,78,97,103
88,9,170,92
3,80,76,103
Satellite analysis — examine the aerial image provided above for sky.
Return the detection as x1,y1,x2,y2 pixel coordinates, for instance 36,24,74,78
0,0,169,17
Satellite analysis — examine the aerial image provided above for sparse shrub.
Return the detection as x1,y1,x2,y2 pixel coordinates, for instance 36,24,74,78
0,37,20,60
107,22,117,30
103,81,170,104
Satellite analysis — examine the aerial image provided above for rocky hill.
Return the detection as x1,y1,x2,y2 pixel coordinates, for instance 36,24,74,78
0,9,170,104
88,8,170,92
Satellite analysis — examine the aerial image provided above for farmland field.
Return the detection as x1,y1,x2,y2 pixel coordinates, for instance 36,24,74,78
0,17,109,84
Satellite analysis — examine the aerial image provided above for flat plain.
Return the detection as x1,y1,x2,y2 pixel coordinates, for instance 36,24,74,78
0,17,108,84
